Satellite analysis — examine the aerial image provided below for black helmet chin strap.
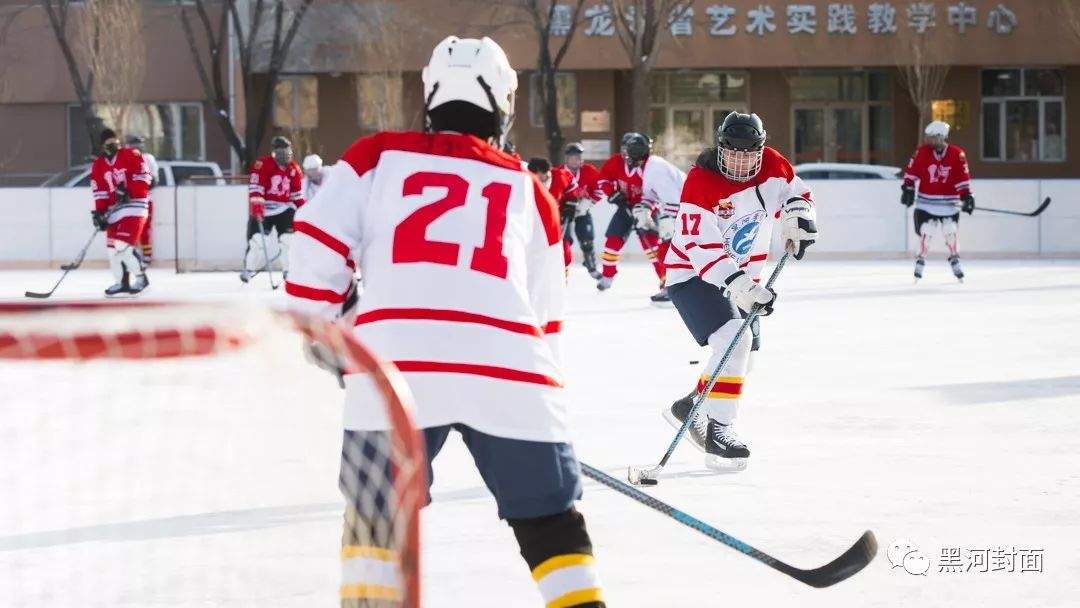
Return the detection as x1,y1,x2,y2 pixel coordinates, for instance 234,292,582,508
476,75,511,146
423,83,440,133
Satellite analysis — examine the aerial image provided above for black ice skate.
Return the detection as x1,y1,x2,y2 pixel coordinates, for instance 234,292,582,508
128,273,149,295
649,286,673,307
704,418,749,472
582,251,601,280
596,276,613,291
104,270,130,297
949,255,964,282
913,256,925,281
661,392,707,452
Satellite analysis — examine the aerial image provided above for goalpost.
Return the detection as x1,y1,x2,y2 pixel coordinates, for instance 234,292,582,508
0,302,425,607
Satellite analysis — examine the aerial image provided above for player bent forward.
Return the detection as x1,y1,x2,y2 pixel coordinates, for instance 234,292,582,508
661,113,817,471
286,36,605,607
90,128,153,296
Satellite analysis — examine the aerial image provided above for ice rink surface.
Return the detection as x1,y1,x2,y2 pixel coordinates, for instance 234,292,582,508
2,258,1079,607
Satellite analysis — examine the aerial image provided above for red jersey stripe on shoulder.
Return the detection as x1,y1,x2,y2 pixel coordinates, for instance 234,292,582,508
340,131,524,178
393,360,563,387
294,221,349,258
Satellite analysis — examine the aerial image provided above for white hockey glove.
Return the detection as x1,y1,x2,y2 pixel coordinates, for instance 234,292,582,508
779,197,818,261
723,270,776,316
574,197,594,217
632,202,657,232
656,214,676,241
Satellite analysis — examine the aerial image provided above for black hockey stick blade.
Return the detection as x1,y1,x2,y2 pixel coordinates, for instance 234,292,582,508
975,196,1051,217
772,530,878,588
24,290,53,299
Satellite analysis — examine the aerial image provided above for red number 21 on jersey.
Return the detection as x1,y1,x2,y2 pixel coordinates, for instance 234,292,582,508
392,171,511,279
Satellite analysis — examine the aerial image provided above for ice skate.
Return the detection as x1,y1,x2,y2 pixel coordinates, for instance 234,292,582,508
949,254,964,282
661,392,707,452
128,273,149,295
913,256,925,282
649,286,673,307
582,252,601,279
240,269,253,283
596,276,613,291
704,418,749,472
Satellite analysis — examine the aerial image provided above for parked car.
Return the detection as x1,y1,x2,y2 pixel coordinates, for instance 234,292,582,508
42,160,224,187
794,162,903,180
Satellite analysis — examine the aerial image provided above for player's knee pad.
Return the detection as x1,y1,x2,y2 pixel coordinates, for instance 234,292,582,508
707,318,753,362
245,234,266,269
508,507,604,607
941,217,958,238
278,232,293,271
108,241,140,279
575,215,594,242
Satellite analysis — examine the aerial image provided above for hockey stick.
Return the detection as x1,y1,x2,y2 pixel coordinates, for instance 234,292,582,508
246,250,282,281
581,463,876,587
256,224,280,290
974,196,1051,217
628,253,790,486
25,229,101,299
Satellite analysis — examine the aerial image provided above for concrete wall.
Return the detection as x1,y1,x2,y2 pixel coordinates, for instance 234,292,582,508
0,180,1076,269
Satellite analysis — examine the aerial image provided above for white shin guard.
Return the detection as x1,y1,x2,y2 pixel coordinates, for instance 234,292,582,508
109,242,142,282
700,319,753,424
278,232,292,273
244,234,267,271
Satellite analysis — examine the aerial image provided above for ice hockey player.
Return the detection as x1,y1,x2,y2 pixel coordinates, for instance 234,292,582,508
639,148,687,306
902,120,974,281
302,153,327,201
125,134,158,265
241,136,305,282
661,113,817,471
528,157,576,270
90,128,153,296
559,142,602,278
286,36,605,607
595,132,665,294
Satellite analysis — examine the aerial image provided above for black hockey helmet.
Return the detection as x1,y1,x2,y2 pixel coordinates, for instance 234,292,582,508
621,132,651,165
100,128,119,157
716,113,766,182
564,142,585,156
271,135,292,149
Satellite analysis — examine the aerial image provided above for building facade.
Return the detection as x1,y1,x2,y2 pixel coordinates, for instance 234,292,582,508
1,0,1078,180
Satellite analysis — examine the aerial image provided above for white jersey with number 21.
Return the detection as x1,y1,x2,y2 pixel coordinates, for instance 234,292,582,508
285,131,569,442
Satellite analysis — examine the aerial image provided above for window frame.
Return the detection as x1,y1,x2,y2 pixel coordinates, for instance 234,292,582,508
355,73,405,131
529,71,578,129
787,70,893,165
980,67,1066,163
66,101,205,166
274,74,319,130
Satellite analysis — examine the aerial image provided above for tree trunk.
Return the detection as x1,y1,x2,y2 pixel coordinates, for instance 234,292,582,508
543,71,565,164
630,62,650,132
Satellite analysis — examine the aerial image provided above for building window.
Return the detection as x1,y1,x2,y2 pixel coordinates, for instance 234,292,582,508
357,74,404,130
648,70,749,169
529,72,577,128
931,100,971,133
67,102,205,166
981,68,1065,162
789,70,893,165
274,75,319,130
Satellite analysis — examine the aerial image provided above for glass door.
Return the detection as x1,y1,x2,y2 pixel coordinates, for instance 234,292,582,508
670,107,707,170
794,107,825,163
831,105,864,163
793,104,866,163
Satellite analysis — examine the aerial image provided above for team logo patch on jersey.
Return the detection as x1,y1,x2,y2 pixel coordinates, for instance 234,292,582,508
723,210,765,264
715,199,735,219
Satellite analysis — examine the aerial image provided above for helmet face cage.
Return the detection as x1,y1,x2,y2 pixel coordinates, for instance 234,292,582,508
718,147,763,182
271,138,293,165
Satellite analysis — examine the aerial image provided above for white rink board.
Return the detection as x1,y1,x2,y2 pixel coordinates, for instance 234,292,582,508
0,180,1077,268
0,260,1078,607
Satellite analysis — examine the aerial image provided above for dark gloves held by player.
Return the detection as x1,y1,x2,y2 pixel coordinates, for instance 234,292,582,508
723,270,776,316
91,210,108,231
900,185,915,207
608,191,627,207
961,193,975,215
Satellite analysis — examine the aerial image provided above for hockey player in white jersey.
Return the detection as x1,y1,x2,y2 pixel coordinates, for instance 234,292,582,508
661,113,817,471
302,153,327,201
639,151,686,305
286,36,604,607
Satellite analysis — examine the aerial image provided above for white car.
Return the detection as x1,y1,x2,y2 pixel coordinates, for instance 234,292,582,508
42,160,224,187
794,162,902,180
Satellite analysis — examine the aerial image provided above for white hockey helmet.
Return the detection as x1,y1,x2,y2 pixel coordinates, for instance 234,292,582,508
302,154,323,171
924,120,950,138
422,36,518,141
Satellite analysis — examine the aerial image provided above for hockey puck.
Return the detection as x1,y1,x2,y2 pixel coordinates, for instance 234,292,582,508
637,477,658,486
689,360,700,365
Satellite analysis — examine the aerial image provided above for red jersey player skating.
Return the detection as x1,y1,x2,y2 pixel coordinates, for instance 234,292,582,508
89,128,153,296
242,136,306,282
901,120,975,282
558,142,603,279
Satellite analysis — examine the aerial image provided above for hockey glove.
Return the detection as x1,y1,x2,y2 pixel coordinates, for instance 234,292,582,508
339,278,361,325
779,197,818,260
303,339,347,389
961,193,975,215
608,191,627,207
91,210,108,231
900,185,915,207
249,199,265,220
574,197,594,217
724,270,776,316
656,214,676,241
632,202,657,231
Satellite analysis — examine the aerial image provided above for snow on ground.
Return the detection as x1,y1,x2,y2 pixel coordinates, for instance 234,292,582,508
2,259,1079,607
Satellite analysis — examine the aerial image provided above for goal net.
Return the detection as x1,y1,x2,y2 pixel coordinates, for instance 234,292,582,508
0,302,425,607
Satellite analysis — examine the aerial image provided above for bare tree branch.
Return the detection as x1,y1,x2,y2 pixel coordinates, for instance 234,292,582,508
41,0,98,158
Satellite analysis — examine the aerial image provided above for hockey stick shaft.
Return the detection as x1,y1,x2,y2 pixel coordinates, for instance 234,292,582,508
581,462,877,587
25,229,101,299
256,223,279,290
644,254,789,475
974,196,1051,217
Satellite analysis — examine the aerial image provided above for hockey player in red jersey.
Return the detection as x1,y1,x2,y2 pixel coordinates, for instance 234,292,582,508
241,136,305,282
527,157,576,269
126,134,158,266
286,36,604,607
661,113,817,472
595,133,665,292
559,143,602,278
89,128,153,296
901,120,974,282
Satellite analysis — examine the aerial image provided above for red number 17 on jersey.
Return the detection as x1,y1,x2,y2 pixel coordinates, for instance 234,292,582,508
392,171,512,279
